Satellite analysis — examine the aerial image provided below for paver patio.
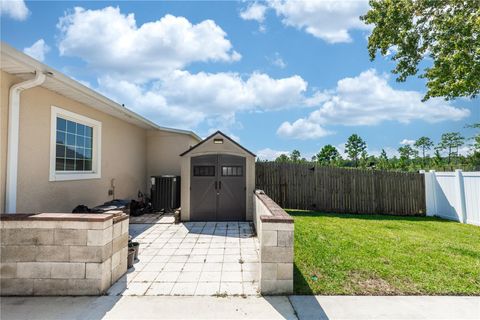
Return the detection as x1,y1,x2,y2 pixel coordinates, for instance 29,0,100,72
129,213,174,224
107,219,260,296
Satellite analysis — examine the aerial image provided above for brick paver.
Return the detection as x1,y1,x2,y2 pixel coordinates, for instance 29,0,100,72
129,213,174,224
108,221,259,296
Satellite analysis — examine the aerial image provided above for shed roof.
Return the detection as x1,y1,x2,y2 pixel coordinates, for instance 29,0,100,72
180,131,256,157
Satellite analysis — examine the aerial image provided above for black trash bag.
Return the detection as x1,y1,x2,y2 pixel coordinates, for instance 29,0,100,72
130,199,154,216
130,200,142,217
72,205,91,213
142,199,153,214
90,199,130,213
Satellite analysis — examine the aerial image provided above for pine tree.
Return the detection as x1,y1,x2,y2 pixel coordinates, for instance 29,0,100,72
345,134,367,167
414,136,434,167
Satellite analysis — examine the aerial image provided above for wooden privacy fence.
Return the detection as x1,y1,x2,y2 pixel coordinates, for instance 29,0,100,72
255,163,426,215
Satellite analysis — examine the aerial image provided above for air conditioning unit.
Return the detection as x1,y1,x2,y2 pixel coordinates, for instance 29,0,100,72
150,175,181,212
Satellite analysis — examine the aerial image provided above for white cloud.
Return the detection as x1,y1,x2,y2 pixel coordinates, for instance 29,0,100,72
277,69,470,140
240,2,268,23
458,145,473,156
98,70,310,129
57,7,241,81
273,57,286,69
54,6,319,131
97,75,203,129
303,91,330,107
159,70,307,112
277,118,332,140
334,143,348,158
270,0,370,43
23,39,50,62
240,0,370,43
0,0,29,20
256,148,289,160
269,52,287,69
400,139,415,145
368,147,399,158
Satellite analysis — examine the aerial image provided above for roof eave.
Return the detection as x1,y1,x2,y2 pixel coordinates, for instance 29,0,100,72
0,42,201,141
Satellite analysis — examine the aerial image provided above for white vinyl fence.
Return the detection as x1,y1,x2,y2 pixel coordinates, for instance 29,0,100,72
423,170,480,226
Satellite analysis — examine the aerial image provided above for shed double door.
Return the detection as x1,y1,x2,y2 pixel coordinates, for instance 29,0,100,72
190,154,246,221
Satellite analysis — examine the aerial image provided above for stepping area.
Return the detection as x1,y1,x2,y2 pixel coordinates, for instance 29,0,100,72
108,220,259,296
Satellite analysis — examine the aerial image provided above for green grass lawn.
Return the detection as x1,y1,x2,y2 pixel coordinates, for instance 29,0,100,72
288,210,480,295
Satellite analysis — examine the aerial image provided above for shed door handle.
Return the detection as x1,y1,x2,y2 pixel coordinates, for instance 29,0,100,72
219,181,222,189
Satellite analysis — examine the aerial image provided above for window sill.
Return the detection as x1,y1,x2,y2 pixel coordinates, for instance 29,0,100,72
49,172,101,182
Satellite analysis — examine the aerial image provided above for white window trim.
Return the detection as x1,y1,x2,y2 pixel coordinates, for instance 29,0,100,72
49,106,102,181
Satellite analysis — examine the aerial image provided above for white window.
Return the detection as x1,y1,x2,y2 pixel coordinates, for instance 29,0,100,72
50,106,102,181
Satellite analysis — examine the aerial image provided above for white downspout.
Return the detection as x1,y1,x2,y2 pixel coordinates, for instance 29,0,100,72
5,71,46,213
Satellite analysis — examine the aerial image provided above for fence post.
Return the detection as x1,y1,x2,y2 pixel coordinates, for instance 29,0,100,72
424,170,437,217
420,170,428,215
454,169,467,223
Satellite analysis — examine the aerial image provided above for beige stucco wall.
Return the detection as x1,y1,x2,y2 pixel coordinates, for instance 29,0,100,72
1,70,148,213
180,132,255,221
146,130,199,192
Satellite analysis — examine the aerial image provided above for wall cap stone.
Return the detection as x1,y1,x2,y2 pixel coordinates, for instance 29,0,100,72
254,190,293,224
113,215,128,224
0,213,114,222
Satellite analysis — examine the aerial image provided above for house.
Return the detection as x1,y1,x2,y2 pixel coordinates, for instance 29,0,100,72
0,43,295,297
0,42,201,214
0,42,256,222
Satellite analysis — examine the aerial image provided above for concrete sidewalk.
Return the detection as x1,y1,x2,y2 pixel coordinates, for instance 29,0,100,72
1,295,479,320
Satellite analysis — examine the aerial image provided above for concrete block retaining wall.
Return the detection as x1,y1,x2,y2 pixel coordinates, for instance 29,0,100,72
0,212,129,296
253,190,294,294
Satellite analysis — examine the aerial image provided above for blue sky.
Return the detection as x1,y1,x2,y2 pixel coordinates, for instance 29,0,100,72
2,0,478,160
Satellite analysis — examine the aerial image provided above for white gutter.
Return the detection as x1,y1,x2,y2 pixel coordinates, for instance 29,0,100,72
5,71,46,213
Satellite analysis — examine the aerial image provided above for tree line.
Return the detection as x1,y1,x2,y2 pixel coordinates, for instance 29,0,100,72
261,124,480,172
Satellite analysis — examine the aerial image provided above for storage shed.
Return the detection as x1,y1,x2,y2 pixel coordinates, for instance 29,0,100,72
180,131,256,221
